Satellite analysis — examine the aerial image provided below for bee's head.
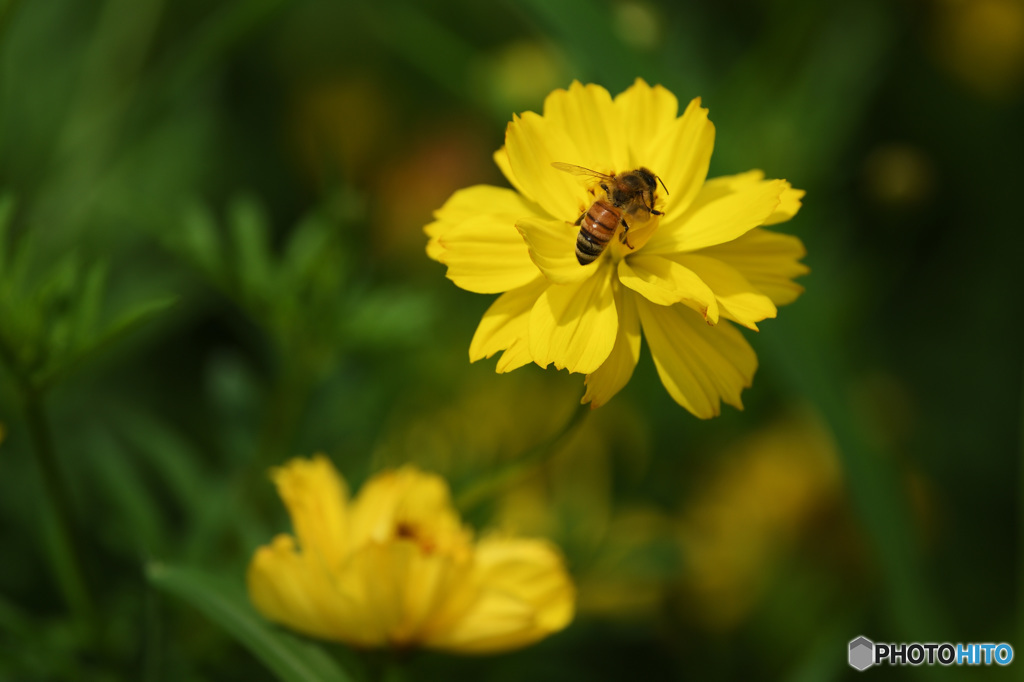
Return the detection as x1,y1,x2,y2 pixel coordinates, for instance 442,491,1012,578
634,168,658,192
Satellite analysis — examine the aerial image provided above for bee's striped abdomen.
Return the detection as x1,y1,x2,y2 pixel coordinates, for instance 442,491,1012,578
575,201,621,265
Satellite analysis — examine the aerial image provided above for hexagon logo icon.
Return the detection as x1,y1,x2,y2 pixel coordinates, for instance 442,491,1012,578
849,636,874,671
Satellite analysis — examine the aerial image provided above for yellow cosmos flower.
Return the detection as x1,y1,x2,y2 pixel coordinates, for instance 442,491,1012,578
247,456,574,654
426,79,807,417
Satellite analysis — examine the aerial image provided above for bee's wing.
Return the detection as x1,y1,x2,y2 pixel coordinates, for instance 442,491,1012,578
551,162,614,181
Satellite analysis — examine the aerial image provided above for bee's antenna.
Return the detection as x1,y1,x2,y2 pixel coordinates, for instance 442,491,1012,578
656,175,670,195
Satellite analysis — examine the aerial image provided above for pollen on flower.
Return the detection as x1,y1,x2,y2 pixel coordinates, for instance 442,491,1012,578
425,79,807,418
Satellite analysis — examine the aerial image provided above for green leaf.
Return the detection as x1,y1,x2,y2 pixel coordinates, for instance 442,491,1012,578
342,289,436,348
87,430,166,557
146,563,356,682
283,212,337,289
178,202,224,277
229,194,273,301
35,295,178,390
113,409,216,521
70,261,109,353
110,409,244,564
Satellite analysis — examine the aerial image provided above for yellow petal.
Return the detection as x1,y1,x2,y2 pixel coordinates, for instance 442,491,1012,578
505,111,585,221
529,266,618,374
392,470,472,556
391,546,473,646
649,178,786,254
432,184,530,225
637,299,758,418
247,535,329,638
675,254,778,330
425,220,445,261
333,541,412,646
764,185,805,225
644,97,715,217
247,534,368,644
492,147,529,197
349,467,469,552
678,170,804,226
516,215,594,284
338,539,475,648
469,277,548,372
618,254,720,323
270,455,350,568
428,185,542,293
582,285,641,408
426,537,575,654
684,169,765,205
542,81,629,172
613,78,680,167
698,228,808,305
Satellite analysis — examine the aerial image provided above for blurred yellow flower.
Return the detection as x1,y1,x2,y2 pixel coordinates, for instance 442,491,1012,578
677,415,842,630
426,79,807,418
931,0,1024,96
247,456,575,653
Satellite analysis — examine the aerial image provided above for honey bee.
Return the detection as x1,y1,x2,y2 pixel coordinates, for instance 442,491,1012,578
552,162,668,265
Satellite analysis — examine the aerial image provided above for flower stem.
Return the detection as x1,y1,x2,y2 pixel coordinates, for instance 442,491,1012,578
0,330,96,631
456,401,591,513
22,385,96,633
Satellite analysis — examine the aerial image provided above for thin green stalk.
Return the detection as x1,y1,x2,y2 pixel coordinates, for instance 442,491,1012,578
22,385,96,633
0,331,96,632
456,401,591,513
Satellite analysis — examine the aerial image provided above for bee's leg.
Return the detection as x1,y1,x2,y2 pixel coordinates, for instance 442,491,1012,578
619,218,635,249
650,208,664,216
574,211,586,226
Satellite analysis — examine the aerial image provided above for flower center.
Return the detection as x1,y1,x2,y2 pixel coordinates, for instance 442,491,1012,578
395,521,437,554
606,212,662,264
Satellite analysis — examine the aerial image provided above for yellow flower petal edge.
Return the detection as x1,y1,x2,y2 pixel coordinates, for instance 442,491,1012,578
428,185,543,294
248,457,575,654
542,81,629,173
529,266,618,374
425,80,807,416
643,96,715,217
617,254,720,323
581,284,641,408
675,254,777,331
613,78,680,167
505,111,583,221
469,277,548,373
637,298,758,418
516,215,594,285
699,228,809,306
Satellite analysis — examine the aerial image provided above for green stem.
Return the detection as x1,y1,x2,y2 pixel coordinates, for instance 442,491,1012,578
241,361,313,502
456,401,591,513
22,385,97,632
0,330,96,630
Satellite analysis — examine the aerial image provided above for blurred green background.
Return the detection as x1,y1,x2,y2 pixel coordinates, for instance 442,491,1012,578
0,0,1021,679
